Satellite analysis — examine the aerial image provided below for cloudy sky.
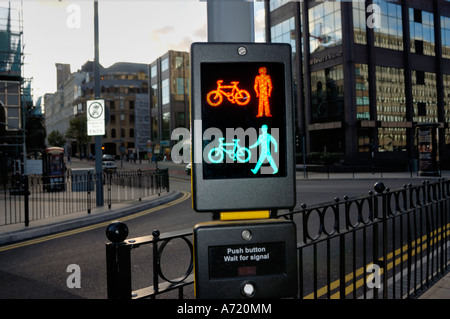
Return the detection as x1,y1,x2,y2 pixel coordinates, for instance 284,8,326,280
12,0,265,102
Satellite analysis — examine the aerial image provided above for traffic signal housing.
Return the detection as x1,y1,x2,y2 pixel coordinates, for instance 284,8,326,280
190,43,296,214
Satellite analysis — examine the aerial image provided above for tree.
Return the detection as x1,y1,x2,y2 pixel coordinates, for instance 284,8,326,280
66,116,91,157
47,130,65,147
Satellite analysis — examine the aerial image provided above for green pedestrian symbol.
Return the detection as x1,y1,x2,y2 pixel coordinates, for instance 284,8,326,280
249,124,278,174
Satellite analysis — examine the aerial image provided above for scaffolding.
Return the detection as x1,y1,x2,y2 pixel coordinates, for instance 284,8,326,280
0,1,23,77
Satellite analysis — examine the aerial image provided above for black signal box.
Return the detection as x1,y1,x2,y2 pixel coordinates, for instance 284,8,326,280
193,219,297,299
190,42,296,213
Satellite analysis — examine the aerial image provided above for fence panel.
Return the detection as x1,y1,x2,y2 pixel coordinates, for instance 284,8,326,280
105,179,450,299
0,169,169,227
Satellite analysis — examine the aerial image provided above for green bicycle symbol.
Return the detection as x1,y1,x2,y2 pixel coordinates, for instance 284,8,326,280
208,138,251,164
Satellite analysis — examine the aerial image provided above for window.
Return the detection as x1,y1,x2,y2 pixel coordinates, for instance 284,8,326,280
162,112,170,141
378,127,406,152
1,81,21,130
271,17,296,53
309,2,342,53
151,65,157,78
376,66,406,122
269,0,291,12
352,1,367,45
412,70,437,122
161,58,169,72
176,78,185,95
111,128,116,138
311,65,344,123
162,78,170,105
355,64,370,120
410,8,435,56
441,16,450,58
373,0,403,51
151,84,158,109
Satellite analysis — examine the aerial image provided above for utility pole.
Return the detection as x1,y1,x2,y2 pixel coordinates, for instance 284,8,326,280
94,0,103,206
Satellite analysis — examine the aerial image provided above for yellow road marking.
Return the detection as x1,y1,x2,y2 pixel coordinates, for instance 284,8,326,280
0,191,191,252
304,223,450,299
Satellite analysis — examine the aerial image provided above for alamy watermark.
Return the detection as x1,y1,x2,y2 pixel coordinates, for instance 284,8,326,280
170,120,280,175
366,263,382,289
66,264,81,289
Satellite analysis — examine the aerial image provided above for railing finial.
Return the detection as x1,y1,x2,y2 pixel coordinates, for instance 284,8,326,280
106,220,129,243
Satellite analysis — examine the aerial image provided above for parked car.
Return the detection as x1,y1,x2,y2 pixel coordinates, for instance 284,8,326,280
102,154,117,172
186,162,191,175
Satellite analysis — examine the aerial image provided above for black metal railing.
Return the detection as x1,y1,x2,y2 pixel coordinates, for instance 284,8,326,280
105,179,450,299
0,169,169,227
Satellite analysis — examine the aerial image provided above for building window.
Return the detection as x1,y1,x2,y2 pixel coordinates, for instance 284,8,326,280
355,64,370,120
161,58,169,72
444,74,450,148
376,66,406,122
269,0,291,12
152,117,158,140
409,8,435,56
151,84,158,109
111,129,116,138
162,112,170,141
175,56,184,69
441,16,450,59
176,78,185,96
0,81,21,130
378,127,406,152
358,128,371,153
151,65,157,78
161,78,170,105
120,128,125,138
271,17,296,53
129,128,134,138
310,64,344,123
412,70,437,123
373,0,403,51
308,1,342,53
352,1,367,45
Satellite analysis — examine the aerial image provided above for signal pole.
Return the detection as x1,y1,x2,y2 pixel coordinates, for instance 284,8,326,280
94,0,103,206
206,0,254,42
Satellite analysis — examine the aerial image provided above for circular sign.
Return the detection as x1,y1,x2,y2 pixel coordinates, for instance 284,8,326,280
88,101,104,119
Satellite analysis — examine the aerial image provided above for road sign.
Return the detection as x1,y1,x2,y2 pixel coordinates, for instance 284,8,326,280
190,43,296,213
87,99,105,136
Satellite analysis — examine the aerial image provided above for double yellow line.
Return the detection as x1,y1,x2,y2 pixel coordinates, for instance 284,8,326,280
0,191,191,252
304,222,450,299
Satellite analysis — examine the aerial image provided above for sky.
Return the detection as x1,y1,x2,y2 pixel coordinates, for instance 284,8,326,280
7,0,265,102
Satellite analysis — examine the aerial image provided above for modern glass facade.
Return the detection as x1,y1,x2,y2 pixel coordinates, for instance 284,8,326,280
266,0,450,168
149,50,189,159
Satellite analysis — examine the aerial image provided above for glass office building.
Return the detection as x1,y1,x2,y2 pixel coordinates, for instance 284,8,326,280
265,0,450,169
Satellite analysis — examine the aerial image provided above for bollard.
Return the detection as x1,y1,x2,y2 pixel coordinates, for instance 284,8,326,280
106,221,132,299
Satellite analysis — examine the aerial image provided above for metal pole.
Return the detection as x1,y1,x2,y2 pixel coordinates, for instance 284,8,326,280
207,0,254,42
94,0,103,206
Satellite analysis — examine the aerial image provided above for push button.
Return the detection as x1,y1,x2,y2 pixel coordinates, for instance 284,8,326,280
241,281,256,298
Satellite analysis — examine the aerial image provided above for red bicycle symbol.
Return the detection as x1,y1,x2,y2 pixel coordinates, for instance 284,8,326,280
206,80,251,107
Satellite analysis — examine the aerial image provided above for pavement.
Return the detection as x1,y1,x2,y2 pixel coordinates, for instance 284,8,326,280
0,157,449,299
